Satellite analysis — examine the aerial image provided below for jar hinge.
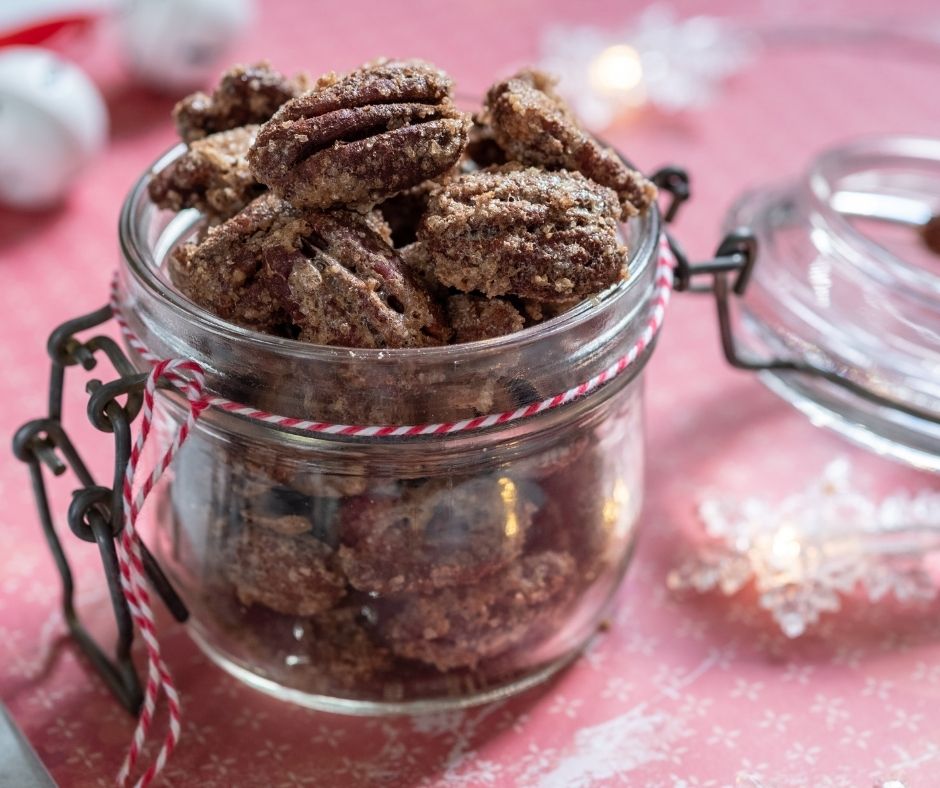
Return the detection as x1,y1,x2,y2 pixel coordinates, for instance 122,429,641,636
651,166,691,224
666,227,940,426
12,305,190,716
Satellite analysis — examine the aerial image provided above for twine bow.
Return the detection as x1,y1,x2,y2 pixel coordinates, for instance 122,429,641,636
115,358,208,788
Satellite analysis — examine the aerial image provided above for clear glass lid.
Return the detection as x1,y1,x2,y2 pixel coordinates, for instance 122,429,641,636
725,136,940,471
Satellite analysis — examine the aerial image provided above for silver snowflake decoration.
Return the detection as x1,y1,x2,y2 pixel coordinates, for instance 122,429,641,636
668,459,940,638
539,5,755,129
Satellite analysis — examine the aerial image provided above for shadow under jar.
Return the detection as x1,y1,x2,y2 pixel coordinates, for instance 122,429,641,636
117,145,662,714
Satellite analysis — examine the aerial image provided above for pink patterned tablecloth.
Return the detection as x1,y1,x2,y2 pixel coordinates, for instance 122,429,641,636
3,2,940,785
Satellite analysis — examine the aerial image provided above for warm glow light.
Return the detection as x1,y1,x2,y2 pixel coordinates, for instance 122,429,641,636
499,477,520,538
589,45,644,96
770,525,802,566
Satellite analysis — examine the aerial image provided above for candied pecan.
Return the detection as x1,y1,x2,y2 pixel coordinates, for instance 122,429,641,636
224,523,346,616
521,297,580,324
174,61,311,144
248,59,471,210
418,166,627,301
447,294,524,343
148,125,264,222
231,440,372,500
297,605,394,689
241,484,345,541
517,434,591,480
268,210,451,347
169,193,301,332
485,69,657,220
397,241,438,291
338,477,534,595
380,551,576,670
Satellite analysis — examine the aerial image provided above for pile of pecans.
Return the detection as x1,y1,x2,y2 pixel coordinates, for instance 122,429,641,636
150,58,656,347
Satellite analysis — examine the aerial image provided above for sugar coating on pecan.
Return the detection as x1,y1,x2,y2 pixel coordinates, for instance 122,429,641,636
240,483,345,544
174,61,312,144
381,550,575,670
521,297,580,324
225,524,346,616
418,165,627,301
338,478,534,594
170,193,444,347
271,209,451,347
297,606,394,688
169,193,301,332
248,59,471,210
447,294,525,343
148,125,264,222
485,69,657,220
232,445,370,501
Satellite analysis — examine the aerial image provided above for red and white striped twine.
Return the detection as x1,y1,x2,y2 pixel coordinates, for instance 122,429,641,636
115,358,207,788
111,237,675,438
108,235,674,785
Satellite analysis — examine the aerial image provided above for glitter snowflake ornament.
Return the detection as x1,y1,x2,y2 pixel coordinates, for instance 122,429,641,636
668,460,940,638
539,5,755,130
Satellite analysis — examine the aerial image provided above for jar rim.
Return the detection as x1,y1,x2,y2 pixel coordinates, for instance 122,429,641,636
119,143,662,363
805,134,940,302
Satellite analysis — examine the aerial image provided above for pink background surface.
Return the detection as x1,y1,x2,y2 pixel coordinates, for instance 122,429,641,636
3,1,940,785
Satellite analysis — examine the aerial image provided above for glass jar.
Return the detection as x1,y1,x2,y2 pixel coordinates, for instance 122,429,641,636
726,136,940,471
114,144,663,713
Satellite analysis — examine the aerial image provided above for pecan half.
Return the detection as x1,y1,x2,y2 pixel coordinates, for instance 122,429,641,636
485,69,657,220
148,125,264,222
446,294,524,343
417,165,627,301
225,523,346,616
169,193,302,333
267,210,451,347
380,550,575,670
174,61,311,144
171,192,445,347
338,478,534,594
248,59,471,210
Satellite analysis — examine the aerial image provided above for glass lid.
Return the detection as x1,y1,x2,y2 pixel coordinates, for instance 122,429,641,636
724,135,940,471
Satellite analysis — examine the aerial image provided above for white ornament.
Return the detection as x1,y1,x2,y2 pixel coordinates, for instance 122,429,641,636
668,459,940,638
0,47,107,208
118,0,252,93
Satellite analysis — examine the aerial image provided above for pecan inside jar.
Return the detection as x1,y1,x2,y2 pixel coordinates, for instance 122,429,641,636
485,69,657,220
380,550,576,670
417,165,628,301
248,59,471,210
265,209,451,347
171,192,448,347
174,61,311,144
446,294,525,342
169,193,301,333
338,477,534,595
224,521,347,617
148,125,264,223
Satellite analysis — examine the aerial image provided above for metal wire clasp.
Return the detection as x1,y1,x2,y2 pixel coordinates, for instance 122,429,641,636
12,305,188,715
664,225,940,426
